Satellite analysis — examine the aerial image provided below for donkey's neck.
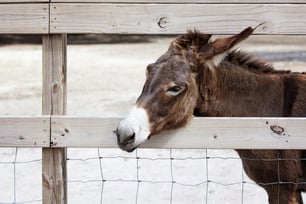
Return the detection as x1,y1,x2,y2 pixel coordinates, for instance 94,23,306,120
195,60,285,117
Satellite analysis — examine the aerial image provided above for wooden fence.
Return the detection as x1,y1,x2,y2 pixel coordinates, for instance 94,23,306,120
1,1,306,204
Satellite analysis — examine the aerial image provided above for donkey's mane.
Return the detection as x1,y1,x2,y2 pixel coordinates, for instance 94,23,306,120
177,30,211,49
225,51,292,74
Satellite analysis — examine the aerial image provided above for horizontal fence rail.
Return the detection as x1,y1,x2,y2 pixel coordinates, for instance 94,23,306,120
0,116,50,147
2,0,306,3
1,1,306,34
0,3,49,34
49,3,306,34
1,116,306,149
0,0,48,2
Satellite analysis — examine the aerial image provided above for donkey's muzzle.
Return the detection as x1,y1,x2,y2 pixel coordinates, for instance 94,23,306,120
116,106,151,152
116,128,135,147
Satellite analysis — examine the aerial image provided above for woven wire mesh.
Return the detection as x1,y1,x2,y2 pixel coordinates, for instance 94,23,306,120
0,148,42,204
65,148,268,204
2,147,306,204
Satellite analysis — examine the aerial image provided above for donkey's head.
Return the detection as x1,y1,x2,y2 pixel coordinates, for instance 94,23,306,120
116,27,256,152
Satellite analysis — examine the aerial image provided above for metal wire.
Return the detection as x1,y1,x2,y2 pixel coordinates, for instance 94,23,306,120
2,148,306,203
241,162,245,204
170,149,174,204
0,148,42,204
205,149,209,204
13,148,18,203
97,148,104,204
135,150,140,204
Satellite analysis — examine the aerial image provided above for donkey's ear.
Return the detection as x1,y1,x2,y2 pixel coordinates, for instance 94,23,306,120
199,26,256,67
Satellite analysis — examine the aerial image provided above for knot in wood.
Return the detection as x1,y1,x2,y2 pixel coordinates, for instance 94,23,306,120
52,82,59,93
270,125,285,135
157,17,169,28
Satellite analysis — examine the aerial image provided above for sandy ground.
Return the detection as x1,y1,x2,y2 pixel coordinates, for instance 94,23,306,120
0,35,306,203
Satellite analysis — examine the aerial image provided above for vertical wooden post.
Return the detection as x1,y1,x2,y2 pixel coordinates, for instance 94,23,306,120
42,34,67,204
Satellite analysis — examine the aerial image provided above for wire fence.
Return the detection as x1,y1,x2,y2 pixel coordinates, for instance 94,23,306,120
4,147,306,203
0,148,264,204
0,148,42,204
68,149,238,204
66,148,268,204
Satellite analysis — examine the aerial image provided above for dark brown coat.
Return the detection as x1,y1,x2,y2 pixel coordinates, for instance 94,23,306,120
123,27,306,204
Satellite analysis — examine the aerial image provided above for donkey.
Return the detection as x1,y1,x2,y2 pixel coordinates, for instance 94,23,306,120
116,26,306,204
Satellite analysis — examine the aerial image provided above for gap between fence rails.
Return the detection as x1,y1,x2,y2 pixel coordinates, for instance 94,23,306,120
1,116,306,149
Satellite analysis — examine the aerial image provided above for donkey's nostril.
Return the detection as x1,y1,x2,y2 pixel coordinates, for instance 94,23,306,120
122,133,135,145
116,123,137,147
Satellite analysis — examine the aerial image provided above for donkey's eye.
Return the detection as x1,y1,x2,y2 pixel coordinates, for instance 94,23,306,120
167,86,183,96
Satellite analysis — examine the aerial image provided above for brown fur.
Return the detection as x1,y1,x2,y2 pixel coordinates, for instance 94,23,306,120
134,27,306,203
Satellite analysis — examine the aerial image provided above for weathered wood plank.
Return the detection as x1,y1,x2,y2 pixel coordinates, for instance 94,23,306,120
50,0,306,3
51,117,306,149
0,116,305,149
51,117,118,148
42,35,67,115
0,4,48,34
42,35,67,204
0,116,49,147
0,0,48,3
151,118,306,149
42,148,66,204
50,3,306,34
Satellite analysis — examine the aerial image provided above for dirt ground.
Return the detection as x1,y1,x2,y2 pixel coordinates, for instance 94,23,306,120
0,34,306,203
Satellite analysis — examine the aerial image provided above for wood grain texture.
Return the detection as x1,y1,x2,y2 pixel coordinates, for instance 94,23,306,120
51,117,306,149
0,116,49,147
0,116,305,149
50,3,306,34
0,0,48,2
50,0,306,3
0,4,48,34
42,35,67,115
42,35,67,204
42,148,66,204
